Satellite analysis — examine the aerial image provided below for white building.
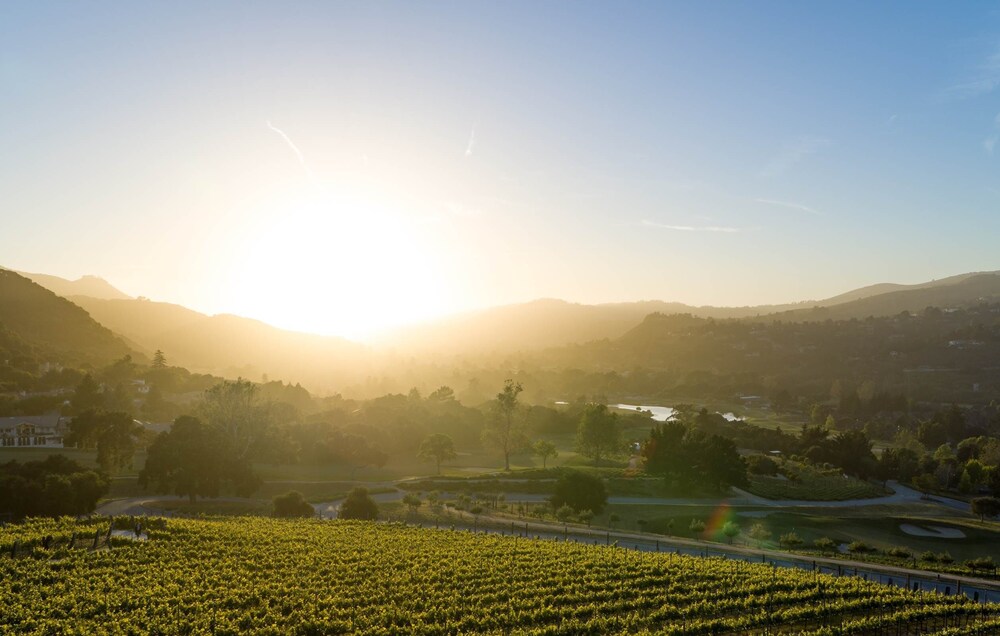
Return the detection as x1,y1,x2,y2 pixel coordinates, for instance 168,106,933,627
0,415,68,448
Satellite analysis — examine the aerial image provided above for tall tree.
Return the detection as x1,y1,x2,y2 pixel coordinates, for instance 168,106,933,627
66,410,142,473
95,412,144,474
151,350,167,368
418,433,457,475
139,416,221,503
484,379,526,471
139,416,260,502
70,374,103,414
643,423,747,492
575,403,620,467
532,440,558,469
199,378,271,460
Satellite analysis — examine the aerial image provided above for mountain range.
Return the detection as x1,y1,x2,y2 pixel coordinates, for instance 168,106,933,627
7,267,1000,393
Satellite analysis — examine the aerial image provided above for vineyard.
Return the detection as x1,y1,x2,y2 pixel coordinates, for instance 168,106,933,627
3,517,1000,634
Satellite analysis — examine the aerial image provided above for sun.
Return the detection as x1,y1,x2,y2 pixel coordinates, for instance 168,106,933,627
222,185,451,340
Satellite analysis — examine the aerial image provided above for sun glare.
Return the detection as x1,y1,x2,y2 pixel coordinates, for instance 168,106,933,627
225,185,451,340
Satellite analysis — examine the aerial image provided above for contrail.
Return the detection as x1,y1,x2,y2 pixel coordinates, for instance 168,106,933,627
267,120,314,179
465,127,476,157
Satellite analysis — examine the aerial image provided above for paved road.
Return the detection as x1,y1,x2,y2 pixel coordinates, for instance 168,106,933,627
96,478,973,518
95,496,255,517
738,480,972,512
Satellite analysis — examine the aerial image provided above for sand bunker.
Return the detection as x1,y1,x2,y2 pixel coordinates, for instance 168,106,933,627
899,524,966,539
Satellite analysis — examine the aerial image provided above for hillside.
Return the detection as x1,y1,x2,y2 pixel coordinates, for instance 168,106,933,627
69,296,369,392
0,269,133,369
3,517,996,634
378,271,1000,356
773,272,1000,321
16,271,131,301
535,302,1000,405
378,298,695,355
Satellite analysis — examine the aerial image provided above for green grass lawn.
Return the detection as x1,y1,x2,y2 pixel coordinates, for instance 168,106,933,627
590,501,1000,564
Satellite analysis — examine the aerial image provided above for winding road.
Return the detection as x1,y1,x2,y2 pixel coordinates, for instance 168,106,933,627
94,478,972,519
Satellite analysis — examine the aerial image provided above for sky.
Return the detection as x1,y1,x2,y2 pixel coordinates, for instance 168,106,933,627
3,2,1000,340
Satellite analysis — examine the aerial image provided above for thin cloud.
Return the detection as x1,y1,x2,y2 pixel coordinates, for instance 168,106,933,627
945,48,1000,100
641,220,741,233
266,120,314,179
754,198,823,216
465,127,476,157
760,135,830,177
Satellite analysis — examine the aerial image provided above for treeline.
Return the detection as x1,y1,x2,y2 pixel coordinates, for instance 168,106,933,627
0,456,107,520
641,417,747,493
515,304,1000,406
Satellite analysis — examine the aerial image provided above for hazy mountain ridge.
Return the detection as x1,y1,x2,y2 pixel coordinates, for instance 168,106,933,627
18,266,1000,395
68,296,369,393
768,273,1000,322
377,271,1000,356
16,271,131,301
0,270,133,368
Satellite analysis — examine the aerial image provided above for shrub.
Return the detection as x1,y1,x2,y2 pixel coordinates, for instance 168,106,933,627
779,532,804,549
886,546,912,559
402,493,422,513
272,491,314,518
848,541,873,554
938,552,954,564
747,455,779,476
339,487,379,521
813,537,837,553
550,470,608,514
748,522,770,545
920,551,938,563
965,556,996,573
689,519,706,535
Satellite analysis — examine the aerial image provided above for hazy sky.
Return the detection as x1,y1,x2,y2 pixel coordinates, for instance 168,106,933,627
4,2,1000,339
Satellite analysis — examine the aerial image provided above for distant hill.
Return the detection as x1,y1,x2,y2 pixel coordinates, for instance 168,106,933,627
17,271,131,301
379,271,1000,355
0,270,133,368
69,297,369,393
378,299,696,355
772,272,1000,321
20,265,1000,391
531,301,1000,405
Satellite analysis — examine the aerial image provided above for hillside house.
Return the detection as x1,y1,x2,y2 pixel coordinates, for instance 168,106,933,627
0,415,68,448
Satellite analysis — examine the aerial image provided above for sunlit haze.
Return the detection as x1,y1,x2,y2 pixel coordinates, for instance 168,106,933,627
4,2,1000,339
